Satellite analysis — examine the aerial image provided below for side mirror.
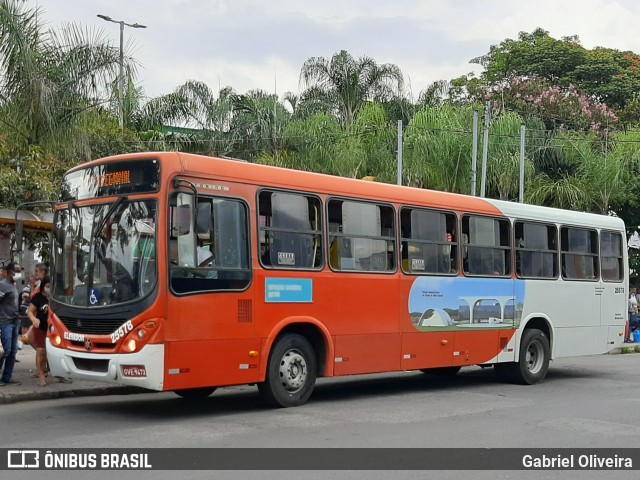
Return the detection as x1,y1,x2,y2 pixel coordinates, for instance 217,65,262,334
196,203,212,235
171,205,192,236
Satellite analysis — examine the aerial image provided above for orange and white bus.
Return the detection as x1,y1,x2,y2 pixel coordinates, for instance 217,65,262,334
47,152,628,407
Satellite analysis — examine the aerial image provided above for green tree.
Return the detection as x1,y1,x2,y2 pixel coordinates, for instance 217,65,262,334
299,50,404,126
471,28,586,84
574,48,640,110
137,81,235,154
275,112,341,173
485,111,535,201
526,130,639,214
487,76,619,131
470,28,640,113
0,0,126,155
228,89,291,161
0,142,66,208
403,104,475,192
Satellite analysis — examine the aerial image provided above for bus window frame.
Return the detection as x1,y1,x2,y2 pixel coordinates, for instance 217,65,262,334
257,188,324,271
514,220,559,280
399,205,458,276
600,229,624,283
168,190,252,296
461,213,512,278
560,225,599,282
326,196,397,274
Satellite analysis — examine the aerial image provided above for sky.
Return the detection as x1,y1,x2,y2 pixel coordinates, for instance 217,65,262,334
36,0,640,102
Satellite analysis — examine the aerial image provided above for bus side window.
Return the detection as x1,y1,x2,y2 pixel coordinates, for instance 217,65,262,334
561,226,598,281
169,195,250,294
462,215,510,276
328,200,395,272
601,231,623,282
400,207,456,275
258,191,323,270
515,221,558,279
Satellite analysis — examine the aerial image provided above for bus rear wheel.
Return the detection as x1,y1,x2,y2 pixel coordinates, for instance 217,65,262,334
495,328,550,385
174,387,217,399
258,334,317,408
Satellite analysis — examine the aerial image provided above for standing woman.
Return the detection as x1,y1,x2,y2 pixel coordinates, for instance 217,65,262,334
27,276,50,386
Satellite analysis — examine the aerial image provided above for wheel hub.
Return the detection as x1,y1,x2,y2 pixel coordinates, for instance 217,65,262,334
279,350,307,392
525,340,543,374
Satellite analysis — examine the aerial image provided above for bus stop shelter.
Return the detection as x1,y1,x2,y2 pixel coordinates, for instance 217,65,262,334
0,208,54,269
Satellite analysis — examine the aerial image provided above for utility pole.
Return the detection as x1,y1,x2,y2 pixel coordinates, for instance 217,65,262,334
97,14,147,132
471,110,479,196
480,101,491,197
397,120,403,186
519,124,525,203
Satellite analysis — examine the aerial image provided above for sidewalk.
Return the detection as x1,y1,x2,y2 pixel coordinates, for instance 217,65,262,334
0,343,143,405
610,341,640,354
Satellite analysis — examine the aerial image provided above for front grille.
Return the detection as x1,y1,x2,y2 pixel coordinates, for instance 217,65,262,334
70,340,116,350
72,357,109,373
59,316,125,335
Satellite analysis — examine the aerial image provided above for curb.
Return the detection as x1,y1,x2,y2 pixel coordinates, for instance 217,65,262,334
0,386,148,405
608,344,640,355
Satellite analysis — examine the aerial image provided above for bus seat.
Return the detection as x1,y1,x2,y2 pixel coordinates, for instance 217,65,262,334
402,258,410,272
329,239,340,269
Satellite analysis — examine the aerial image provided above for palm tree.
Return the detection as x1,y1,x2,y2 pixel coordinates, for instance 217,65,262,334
136,81,235,154
417,80,451,108
299,50,404,126
403,104,475,192
276,112,341,173
0,0,126,154
228,89,291,161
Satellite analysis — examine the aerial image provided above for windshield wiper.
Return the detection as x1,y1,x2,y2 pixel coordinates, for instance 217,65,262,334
93,195,127,241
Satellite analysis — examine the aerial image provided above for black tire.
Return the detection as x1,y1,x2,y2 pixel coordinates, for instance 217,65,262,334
495,328,550,385
420,366,462,375
174,387,217,399
258,334,317,408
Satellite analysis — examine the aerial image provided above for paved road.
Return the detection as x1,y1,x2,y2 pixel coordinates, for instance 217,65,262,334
2,353,640,479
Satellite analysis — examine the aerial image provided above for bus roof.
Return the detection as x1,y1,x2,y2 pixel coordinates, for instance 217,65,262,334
74,151,625,230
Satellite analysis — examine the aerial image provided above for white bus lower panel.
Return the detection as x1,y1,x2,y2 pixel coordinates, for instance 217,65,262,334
46,339,165,391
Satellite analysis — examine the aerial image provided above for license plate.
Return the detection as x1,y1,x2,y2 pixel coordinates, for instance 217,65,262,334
122,365,147,378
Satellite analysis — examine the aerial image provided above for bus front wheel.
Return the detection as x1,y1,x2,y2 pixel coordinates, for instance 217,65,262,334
258,334,317,408
495,328,550,385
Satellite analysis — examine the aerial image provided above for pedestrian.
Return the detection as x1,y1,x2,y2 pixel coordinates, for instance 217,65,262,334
0,262,21,386
31,262,49,297
27,276,51,386
629,288,639,342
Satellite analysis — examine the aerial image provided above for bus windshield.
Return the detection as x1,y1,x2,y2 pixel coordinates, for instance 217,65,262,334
52,199,157,307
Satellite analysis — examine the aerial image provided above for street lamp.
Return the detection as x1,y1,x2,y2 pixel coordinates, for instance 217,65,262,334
97,14,147,131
